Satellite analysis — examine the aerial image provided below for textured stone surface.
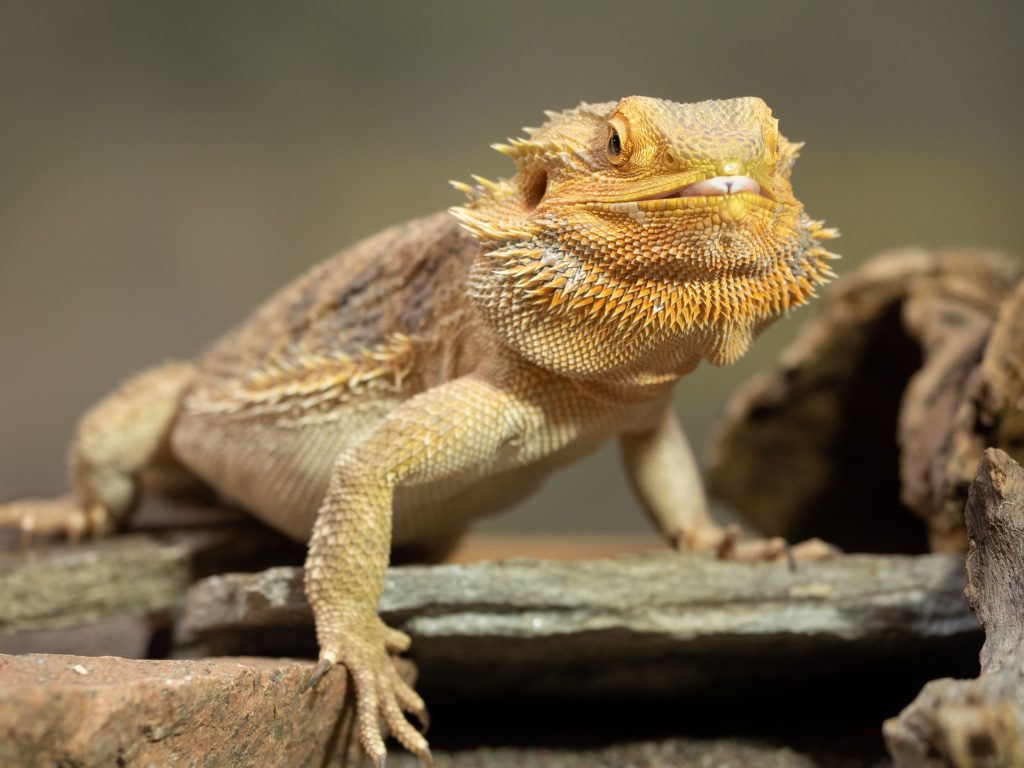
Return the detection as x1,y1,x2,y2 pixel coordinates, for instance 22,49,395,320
885,449,1024,766
0,615,158,657
705,247,1023,554
183,551,980,695
0,498,985,766
0,502,304,645
0,532,197,635
0,652,380,768
388,739,853,768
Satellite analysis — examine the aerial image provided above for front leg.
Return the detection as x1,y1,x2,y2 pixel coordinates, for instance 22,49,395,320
304,374,522,766
621,403,834,561
620,401,723,550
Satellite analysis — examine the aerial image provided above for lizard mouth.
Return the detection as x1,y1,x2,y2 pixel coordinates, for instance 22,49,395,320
637,175,770,201
580,174,777,214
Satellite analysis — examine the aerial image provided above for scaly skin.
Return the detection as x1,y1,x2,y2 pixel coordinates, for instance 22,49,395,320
0,96,837,765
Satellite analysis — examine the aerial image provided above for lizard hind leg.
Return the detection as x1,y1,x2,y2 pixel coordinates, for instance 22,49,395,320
0,361,196,541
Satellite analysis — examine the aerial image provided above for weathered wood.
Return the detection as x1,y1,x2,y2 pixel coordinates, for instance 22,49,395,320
897,276,998,551
884,448,1024,766
706,247,1023,553
181,550,980,695
938,280,1024,547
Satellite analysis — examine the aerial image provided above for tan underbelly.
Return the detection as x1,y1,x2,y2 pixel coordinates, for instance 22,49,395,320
170,404,383,540
171,398,620,546
172,414,569,546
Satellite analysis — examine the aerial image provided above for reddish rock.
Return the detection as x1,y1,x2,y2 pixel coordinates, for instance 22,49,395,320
0,614,157,658
0,653,379,767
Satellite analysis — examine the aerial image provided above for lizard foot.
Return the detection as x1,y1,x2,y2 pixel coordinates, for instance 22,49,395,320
0,495,111,545
677,524,839,566
305,619,432,767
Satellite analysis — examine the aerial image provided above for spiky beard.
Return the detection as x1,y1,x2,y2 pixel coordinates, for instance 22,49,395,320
453,193,837,383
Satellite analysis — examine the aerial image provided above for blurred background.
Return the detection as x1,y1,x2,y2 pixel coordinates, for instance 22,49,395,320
1,1,1021,535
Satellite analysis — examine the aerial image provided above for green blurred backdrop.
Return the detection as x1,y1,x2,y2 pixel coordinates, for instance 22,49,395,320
1,1,1022,534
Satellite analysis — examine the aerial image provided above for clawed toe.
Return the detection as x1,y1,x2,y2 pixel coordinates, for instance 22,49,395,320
722,532,840,565
676,523,840,566
384,626,412,653
787,537,841,562
299,655,335,694
414,707,430,734
0,496,104,545
382,684,431,760
313,624,433,767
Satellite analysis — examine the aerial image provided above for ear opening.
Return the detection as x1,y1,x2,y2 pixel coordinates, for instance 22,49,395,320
521,168,548,210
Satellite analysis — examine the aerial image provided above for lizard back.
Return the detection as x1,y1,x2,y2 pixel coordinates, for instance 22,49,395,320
190,211,486,412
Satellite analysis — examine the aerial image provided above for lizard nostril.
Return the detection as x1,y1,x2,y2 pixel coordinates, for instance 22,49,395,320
720,161,742,176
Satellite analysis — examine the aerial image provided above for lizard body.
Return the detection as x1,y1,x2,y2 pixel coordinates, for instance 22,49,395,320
1,96,837,765
176,211,670,546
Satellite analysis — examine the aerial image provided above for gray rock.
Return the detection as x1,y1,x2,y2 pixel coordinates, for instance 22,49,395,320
184,551,979,695
387,738,864,768
0,518,303,646
0,532,198,634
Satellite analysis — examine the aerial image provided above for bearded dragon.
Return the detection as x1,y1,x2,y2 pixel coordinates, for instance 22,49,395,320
1,96,838,765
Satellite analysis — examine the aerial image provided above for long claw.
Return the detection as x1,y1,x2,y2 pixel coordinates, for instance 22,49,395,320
299,657,333,694
382,685,430,758
392,674,427,718
304,619,431,765
416,707,430,734
783,540,797,572
714,523,743,559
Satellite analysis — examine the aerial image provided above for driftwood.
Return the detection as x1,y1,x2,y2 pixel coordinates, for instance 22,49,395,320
884,448,1024,766
706,247,1024,553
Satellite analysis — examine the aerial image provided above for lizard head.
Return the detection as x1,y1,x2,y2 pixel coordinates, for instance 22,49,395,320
451,96,838,386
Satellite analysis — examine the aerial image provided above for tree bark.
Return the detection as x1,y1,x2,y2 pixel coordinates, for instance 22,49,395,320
884,448,1024,766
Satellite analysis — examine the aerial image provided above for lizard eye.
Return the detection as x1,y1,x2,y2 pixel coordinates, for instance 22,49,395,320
605,117,630,165
607,128,622,157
